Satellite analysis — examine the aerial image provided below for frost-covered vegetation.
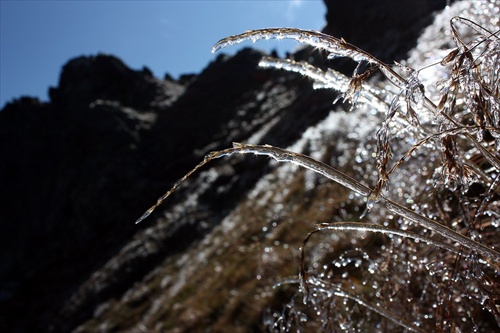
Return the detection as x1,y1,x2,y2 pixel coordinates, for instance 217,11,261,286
138,2,499,332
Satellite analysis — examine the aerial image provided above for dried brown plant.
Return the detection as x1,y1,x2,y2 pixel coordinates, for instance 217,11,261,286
137,4,500,332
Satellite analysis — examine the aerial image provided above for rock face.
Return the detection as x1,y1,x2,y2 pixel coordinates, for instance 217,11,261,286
322,0,448,62
0,44,337,333
4,1,486,332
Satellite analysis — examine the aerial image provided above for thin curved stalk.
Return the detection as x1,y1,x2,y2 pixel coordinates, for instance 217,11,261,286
258,56,388,111
302,221,461,260
135,142,370,223
425,90,500,170
273,277,426,333
382,200,499,266
258,56,350,91
213,28,377,64
136,143,500,265
213,27,500,172
273,277,428,333
311,277,429,333
299,222,461,300
299,222,462,301
387,126,492,184
450,16,499,52
212,27,406,87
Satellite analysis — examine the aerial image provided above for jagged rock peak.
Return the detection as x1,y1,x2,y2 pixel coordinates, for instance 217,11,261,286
47,53,185,111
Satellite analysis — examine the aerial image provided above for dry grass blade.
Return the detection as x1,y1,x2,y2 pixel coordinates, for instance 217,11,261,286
299,222,463,306
450,16,499,52
258,56,387,111
273,277,429,333
134,146,237,224
383,200,499,265
213,25,500,183
212,27,410,89
258,56,350,92
136,143,371,226
137,8,500,330
137,142,500,264
305,278,429,333
212,28,376,64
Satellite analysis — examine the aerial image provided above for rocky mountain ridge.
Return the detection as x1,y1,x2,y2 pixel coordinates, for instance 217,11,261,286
7,1,496,332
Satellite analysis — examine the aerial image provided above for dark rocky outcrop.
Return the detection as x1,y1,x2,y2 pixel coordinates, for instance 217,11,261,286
322,0,448,62
296,0,449,74
0,2,449,332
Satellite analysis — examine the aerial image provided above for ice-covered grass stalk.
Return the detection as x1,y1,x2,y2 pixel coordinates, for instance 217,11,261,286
138,8,500,331
137,143,499,264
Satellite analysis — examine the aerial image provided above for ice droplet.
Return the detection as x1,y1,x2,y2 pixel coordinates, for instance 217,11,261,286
360,199,375,218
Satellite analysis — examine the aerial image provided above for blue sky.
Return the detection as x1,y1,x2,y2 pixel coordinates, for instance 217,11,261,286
0,1,326,109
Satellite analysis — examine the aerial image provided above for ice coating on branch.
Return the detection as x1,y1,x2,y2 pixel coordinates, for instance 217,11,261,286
212,28,378,64
258,57,388,112
258,56,350,91
132,2,500,331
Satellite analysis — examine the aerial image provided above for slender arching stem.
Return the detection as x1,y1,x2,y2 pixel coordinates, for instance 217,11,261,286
212,27,500,172
137,142,500,265
273,277,428,333
310,278,428,333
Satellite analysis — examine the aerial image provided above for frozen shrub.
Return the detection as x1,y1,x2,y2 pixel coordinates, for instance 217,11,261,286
138,1,500,331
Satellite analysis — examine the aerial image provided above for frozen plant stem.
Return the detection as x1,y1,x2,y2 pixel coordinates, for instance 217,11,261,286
274,277,427,333
303,222,462,258
300,222,463,300
136,17,500,330
137,143,500,266
309,278,428,333
214,27,500,172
